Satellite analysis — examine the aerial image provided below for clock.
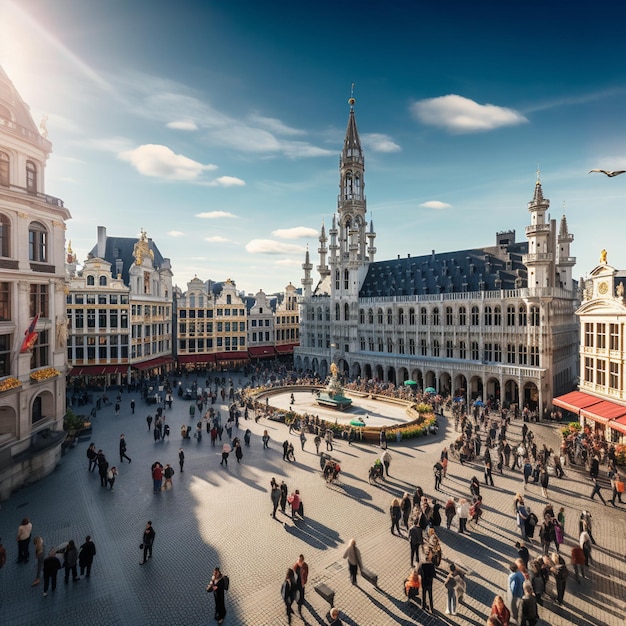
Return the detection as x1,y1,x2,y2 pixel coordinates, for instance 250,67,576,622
598,281,609,295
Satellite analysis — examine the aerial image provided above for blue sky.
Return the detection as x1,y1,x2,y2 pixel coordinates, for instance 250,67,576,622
1,0,625,294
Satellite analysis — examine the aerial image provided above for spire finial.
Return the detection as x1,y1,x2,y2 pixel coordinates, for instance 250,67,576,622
536,164,541,185
348,83,356,109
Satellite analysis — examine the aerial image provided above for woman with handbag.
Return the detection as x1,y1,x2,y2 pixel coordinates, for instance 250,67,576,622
207,567,227,624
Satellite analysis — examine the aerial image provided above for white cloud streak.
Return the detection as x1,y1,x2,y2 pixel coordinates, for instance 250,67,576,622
362,133,401,153
195,211,238,219
118,144,217,180
411,94,527,133
420,200,452,210
245,239,305,255
272,227,319,239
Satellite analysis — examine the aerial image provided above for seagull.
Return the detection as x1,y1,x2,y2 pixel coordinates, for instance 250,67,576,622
589,169,626,177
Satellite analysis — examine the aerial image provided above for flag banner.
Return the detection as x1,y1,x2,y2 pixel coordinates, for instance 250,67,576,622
20,314,39,353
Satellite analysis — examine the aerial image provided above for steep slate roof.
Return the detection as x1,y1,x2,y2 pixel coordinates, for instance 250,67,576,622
359,241,528,298
88,236,165,287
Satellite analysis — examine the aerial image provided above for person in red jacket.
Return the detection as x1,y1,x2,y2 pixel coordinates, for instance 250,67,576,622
293,554,309,616
287,490,301,520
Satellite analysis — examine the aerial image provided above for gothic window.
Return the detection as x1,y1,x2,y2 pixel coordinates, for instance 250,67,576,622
494,306,502,326
325,307,330,321
368,308,374,324
335,270,340,290
470,341,479,360
420,339,427,356
317,307,323,321
433,308,440,326
344,269,349,290
529,346,540,366
387,338,393,353
0,152,8,187
0,213,10,257
354,173,361,199
344,171,354,200
399,338,405,354
529,306,540,326
446,340,453,358
226,295,232,305
420,307,427,325
398,308,405,325
445,307,453,326
87,275,95,286
26,160,37,193
507,343,516,363
28,222,47,262
494,343,502,362
484,343,493,361
433,340,440,357
409,338,416,355
484,306,492,326
459,307,466,326
359,309,365,324
459,341,466,360
377,308,383,324
471,306,479,326
387,308,392,325
409,308,415,325
368,338,374,351
518,305,527,326
335,303,340,321
360,337,365,351
344,303,350,321
378,338,384,352
99,275,107,286
507,305,516,326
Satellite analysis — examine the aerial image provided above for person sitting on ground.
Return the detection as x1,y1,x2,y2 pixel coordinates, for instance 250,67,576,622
404,568,421,603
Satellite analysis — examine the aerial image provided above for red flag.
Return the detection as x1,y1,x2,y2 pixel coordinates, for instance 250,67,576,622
20,314,39,353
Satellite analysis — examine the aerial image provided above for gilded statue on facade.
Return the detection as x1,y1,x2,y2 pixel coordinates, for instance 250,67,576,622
133,228,154,266
600,249,607,264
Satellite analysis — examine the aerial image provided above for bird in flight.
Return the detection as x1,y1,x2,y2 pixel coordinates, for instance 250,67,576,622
589,169,626,177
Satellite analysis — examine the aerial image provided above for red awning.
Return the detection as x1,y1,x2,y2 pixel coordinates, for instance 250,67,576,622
248,346,276,358
132,356,174,371
275,344,296,354
609,415,626,436
552,390,603,414
69,364,128,376
580,400,626,424
177,354,216,364
214,351,249,361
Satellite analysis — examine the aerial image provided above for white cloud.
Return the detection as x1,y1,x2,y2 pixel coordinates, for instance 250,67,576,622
275,258,303,266
248,114,306,136
195,211,238,219
83,136,132,153
205,235,231,243
272,227,319,239
420,200,452,210
166,120,198,131
205,176,246,187
245,239,305,255
167,230,185,237
411,94,527,133
362,133,401,153
118,144,217,180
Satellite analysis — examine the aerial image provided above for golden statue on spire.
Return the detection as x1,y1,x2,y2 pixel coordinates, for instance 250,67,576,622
600,249,608,264
133,228,154,266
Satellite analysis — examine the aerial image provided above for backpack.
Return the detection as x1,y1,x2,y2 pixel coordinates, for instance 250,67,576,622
223,575,230,591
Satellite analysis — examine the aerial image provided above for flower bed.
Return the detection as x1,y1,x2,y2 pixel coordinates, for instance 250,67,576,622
0,376,22,393
30,367,61,382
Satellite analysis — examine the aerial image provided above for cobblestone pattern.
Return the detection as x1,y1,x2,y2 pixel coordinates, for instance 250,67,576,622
0,381,625,626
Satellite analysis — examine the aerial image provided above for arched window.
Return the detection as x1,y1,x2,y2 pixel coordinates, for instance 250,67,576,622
484,306,492,326
409,308,415,325
459,341,467,359
377,338,384,352
360,337,366,351
459,307,466,326
325,307,330,321
226,295,232,305
26,160,37,193
87,275,95,286
494,344,502,362
344,303,350,321
433,308,440,326
99,275,107,286
335,303,340,321
471,306,479,326
494,306,502,326
529,306,540,326
0,213,11,257
387,338,393,353
189,295,195,308
471,341,479,360
387,308,393,324
344,269,349,290
377,308,383,324
0,152,9,187
398,308,405,325
367,308,374,324
433,340,440,357
317,307,323,321
420,307,427,325
507,305,516,326
359,309,365,324
445,307,453,325
518,305,527,326
29,222,47,262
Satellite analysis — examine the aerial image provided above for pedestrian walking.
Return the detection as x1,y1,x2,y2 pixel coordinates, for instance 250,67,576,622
580,524,592,566
400,492,412,530
42,550,61,596
62,540,80,583
408,519,424,567
457,498,470,534
417,552,436,613
220,443,231,466
16,517,32,563
107,466,118,490
571,543,586,582
178,448,185,472
207,567,227,624
540,465,549,498
314,434,321,454
299,430,306,451
343,538,362,585
287,490,302,520
114,401,120,415
550,552,568,605
270,479,281,518
444,563,464,615
325,429,334,452
381,449,392,477
433,461,443,491
163,464,175,489
78,536,96,578
119,434,132,463
293,554,309,616
484,458,495,486
508,561,525,622
130,399,135,414
280,480,288,514
32,536,45,585
152,462,163,492
390,498,402,535
97,451,109,488
283,439,290,460
146,414,153,431
444,498,456,530
489,595,511,625
86,443,97,472
520,580,539,626
281,568,296,625
262,430,270,449
235,441,243,463
589,477,607,504
140,521,155,564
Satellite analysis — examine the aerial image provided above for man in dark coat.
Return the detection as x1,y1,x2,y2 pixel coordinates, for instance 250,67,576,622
42,550,61,596
79,536,96,577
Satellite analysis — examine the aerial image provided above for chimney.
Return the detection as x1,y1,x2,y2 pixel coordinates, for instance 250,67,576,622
97,226,107,258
